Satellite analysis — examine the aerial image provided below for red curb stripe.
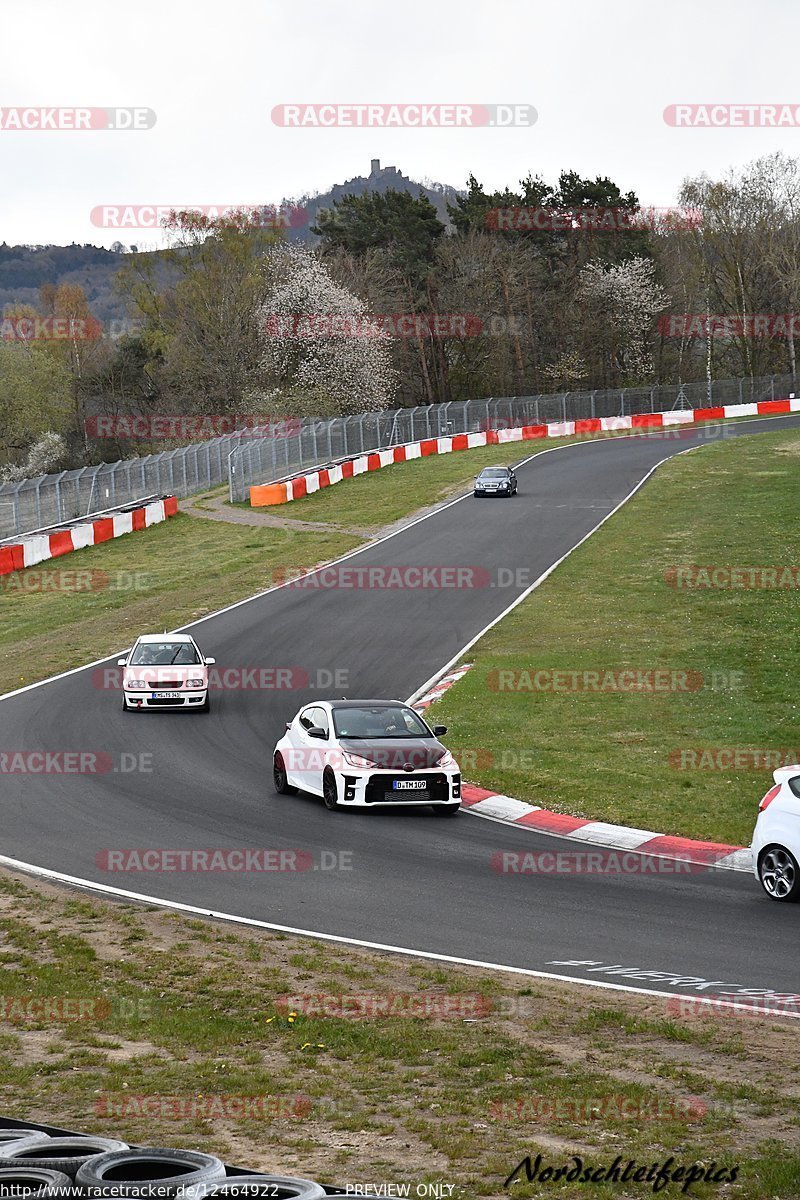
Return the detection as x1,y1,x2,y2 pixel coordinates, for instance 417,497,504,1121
48,530,75,558
693,406,725,421
757,399,791,415
92,518,115,543
636,834,744,862
460,785,497,805
517,809,592,834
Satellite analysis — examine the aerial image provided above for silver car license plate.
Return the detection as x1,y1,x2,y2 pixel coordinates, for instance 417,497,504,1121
393,780,427,790
152,692,181,699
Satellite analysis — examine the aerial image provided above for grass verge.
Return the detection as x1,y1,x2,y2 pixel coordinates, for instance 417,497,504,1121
0,869,795,1199
435,425,800,845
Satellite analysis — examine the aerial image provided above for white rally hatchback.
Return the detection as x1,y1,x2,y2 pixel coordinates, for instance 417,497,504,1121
751,764,800,901
119,633,216,712
273,699,462,815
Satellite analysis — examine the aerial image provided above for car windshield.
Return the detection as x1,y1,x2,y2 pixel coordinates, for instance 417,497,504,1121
130,641,201,666
480,468,508,478
333,706,433,739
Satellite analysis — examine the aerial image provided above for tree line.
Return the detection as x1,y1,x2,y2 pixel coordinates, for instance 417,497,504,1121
2,151,800,474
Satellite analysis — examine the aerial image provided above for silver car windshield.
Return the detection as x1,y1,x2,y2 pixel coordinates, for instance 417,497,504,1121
131,641,201,666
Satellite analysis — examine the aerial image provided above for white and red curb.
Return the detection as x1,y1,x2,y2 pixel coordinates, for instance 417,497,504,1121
0,496,179,577
250,397,800,507
413,664,752,872
413,664,473,712
459,785,752,872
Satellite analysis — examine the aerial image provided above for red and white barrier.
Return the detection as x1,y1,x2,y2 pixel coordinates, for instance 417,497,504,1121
0,497,179,577
251,397,800,506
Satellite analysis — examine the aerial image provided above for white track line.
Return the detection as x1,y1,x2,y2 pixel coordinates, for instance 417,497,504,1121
0,852,794,1020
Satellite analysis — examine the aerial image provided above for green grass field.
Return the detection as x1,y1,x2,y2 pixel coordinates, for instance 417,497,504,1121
435,425,800,845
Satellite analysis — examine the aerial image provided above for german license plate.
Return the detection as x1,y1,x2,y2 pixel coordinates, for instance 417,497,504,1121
152,692,181,700
393,780,427,790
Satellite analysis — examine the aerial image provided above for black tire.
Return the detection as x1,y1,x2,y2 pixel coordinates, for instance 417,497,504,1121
273,752,298,795
322,769,340,811
0,1137,129,1179
432,803,461,817
202,1177,325,1199
0,1167,73,1198
0,1133,51,1148
75,1148,226,1198
758,844,800,901
198,693,210,713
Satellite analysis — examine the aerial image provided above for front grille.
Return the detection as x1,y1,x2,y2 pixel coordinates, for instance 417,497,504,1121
364,772,450,804
149,681,184,689
147,697,187,706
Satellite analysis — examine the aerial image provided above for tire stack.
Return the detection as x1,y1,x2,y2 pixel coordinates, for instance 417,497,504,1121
0,1126,383,1198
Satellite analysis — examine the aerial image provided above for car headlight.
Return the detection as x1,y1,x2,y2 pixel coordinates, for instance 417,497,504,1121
437,751,457,768
125,680,149,690
343,752,378,768
186,679,205,688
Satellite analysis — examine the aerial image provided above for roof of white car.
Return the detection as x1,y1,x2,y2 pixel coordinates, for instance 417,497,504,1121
135,633,194,643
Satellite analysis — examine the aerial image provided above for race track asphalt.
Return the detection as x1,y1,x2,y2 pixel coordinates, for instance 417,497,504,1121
2,416,799,1008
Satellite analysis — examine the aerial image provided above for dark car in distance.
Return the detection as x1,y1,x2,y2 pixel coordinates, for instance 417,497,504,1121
474,465,518,497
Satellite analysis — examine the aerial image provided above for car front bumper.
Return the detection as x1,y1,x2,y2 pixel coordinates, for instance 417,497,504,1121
123,690,208,709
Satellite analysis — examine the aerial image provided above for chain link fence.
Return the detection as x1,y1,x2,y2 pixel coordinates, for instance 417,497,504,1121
0,373,793,538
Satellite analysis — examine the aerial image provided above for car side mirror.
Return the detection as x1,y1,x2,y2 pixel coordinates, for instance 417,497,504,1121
117,658,128,666
432,725,448,736
204,657,216,665
308,726,327,740
285,721,292,731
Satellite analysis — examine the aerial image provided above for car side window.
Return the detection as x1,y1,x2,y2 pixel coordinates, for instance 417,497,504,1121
300,707,328,736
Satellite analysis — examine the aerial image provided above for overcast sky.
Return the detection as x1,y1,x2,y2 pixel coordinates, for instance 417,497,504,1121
2,0,799,249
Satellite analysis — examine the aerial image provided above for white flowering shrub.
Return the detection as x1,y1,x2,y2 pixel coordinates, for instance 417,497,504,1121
580,256,668,379
1,432,69,482
253,244,398,416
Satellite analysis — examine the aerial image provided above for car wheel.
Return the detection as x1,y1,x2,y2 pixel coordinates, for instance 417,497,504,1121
432,804,461,817
198,693,210,713
322,769,340,811
273,752,298,795
758,845,800,901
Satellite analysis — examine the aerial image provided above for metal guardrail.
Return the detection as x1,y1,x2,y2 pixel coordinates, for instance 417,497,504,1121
0,374,793,536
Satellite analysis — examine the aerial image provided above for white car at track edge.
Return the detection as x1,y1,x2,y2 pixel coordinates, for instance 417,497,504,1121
273,699,462,814
751,764,800,901
119,633,215,712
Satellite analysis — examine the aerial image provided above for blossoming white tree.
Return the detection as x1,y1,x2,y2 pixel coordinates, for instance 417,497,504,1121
580,256,668,382
252,244,398,417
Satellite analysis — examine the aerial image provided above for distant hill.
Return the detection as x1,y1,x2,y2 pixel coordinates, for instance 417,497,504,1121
285,158,464,240
0,162,464,323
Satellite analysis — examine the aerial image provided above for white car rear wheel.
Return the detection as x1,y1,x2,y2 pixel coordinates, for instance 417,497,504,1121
758,845,800,902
